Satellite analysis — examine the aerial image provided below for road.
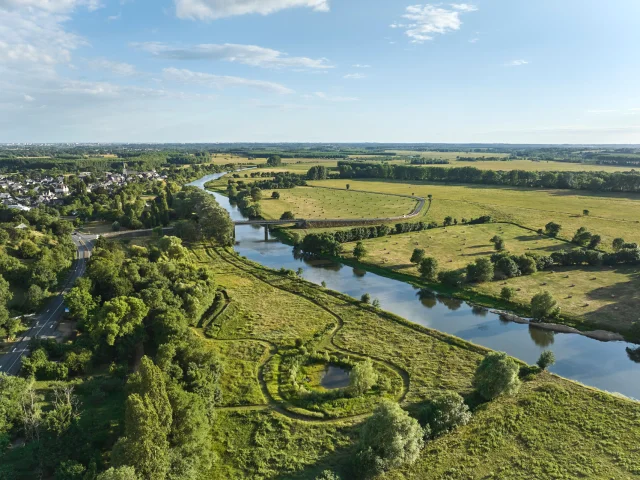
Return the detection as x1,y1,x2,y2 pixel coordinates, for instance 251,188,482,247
0,232,96,376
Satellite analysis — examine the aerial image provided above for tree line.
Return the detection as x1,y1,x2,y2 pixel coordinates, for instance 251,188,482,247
337,162,640,193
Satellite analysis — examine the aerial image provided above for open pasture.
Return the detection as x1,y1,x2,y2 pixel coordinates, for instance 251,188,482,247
308,179,640,249
259,186,418,221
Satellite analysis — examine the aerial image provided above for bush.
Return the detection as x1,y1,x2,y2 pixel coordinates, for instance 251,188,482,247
494,256,520,279
361,293,371,304
536,350,556,370
472,352,521,401
500,286,515,302
437,269,465,288
410,248,425,264
354,401,424,478
531,291,560,320
280,211,295,220
420,391,471,438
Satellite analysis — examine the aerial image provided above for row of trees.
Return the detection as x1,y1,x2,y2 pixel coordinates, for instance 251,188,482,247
337,161,640,193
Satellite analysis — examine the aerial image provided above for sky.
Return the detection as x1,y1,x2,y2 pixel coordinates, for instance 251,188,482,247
1,0,640,144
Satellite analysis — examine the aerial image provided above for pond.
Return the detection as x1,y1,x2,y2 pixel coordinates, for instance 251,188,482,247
321,366,351,390
189,172,640,400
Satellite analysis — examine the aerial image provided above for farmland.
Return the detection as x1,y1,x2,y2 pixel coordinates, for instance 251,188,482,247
307,179,640,249
259,187,418,221
338,222,640,333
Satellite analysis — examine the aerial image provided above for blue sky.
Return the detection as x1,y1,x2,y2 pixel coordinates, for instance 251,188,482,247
1,0,640,143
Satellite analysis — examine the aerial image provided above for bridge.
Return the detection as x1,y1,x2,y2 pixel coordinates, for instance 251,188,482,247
234,189,427,241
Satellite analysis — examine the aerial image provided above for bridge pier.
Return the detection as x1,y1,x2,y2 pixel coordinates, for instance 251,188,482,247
264,225,269,241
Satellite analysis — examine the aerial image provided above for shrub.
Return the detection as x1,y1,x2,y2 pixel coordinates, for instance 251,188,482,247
420,391,471,438
537,350,556,370
437,269,465,288
280,211,295,220
531,291,560,320
271,191,281,199
500,286,515,302
353,242,367,261
361,293,371,304
494,256,520,279
354,401,424,478
472,352,521,401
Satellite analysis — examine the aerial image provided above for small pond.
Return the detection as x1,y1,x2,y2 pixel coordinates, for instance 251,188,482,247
320,366,351,390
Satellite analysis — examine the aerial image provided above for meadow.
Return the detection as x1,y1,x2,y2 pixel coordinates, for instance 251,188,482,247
259,186,418,221
338,222,640,333
189,245,640,479
307,179,640,249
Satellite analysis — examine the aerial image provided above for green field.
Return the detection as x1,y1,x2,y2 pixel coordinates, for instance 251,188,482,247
308,179,640,249
339,222,640,333
189,245,640,479
259,187,418,220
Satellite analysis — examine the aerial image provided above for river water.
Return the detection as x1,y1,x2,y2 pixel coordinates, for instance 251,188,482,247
189,173,640,399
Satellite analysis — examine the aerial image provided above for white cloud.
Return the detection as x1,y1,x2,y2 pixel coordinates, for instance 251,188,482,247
163,67,294,94
352,64,371,68
313,91,358,102
174,0,329,20
23,94,35,102
133,42,333,70
469,37,479,43
107,12,121,21
343,73,366,80
506,59,529,66
0,0,102,13
89,58,137,76
393,3,477,43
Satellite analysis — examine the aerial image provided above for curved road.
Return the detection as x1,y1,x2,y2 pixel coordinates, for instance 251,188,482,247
0,232,96,376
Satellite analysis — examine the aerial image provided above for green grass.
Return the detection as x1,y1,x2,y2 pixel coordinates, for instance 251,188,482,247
189,245,640,479
259,187,417,220
308,179,640,249
338,222,640,333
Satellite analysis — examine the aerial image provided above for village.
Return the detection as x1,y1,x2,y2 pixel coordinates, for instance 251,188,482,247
0,165,165,211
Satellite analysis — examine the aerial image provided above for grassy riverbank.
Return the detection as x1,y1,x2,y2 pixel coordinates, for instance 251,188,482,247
191,244,640,479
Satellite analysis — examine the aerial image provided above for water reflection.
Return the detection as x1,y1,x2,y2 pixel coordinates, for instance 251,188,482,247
188,172,640,400
353,268,367,278
472,306,489,317
529,326,556,348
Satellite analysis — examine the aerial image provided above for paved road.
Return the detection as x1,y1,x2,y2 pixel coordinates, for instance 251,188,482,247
0,232,96,376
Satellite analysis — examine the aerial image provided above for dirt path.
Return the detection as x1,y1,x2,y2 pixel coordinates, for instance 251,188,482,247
197,246,412,424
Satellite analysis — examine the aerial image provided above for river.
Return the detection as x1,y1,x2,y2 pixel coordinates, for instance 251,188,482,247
189,173,640,399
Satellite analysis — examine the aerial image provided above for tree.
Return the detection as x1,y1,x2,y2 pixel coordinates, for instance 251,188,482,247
443,216,453,227
360,293,371,304
111,221,121,232
437,269,465,287
271,191,281,200
495,256,520,279
280,211,295,220
18,239,39,259
466,258,494,283
112,357,172,480
266,155,282,167
537,350,555,370
572,227,593,247
583,209,590,216
353,242,367,261
346,184,350,190
544,222,561,238
25,284,45,312
531,291,560,320
588,234,602,250
349,358,378,396
92,296,149,346
250,187,262,202
420,391,471,438
418,257,439,282
410,248,425,264
354,401,424,477
97,467,140,480
613,237,625,251
316,471,341,480
372,298,381,309
500,286,515,302
472,352,521,401
307,166,329,180
64,281,98,323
